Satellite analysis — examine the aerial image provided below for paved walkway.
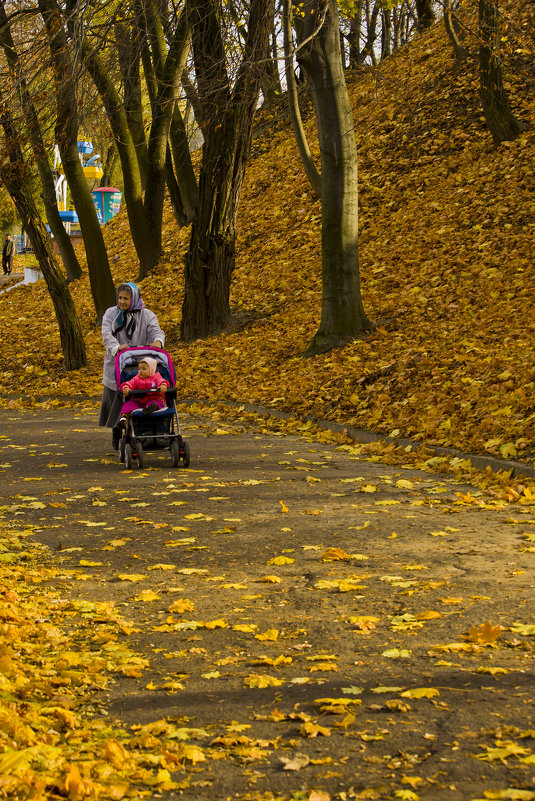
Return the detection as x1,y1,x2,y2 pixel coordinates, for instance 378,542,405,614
1,408,534,800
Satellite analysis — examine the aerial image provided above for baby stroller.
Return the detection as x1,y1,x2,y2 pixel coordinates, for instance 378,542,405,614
115,346,190,470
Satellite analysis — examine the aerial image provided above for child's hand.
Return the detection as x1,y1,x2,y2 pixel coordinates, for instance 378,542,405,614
123,387,130,396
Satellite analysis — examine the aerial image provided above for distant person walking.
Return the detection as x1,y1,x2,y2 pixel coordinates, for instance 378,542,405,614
2,234,13,275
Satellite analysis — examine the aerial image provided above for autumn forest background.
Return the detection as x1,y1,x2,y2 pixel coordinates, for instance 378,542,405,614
0,0,534,469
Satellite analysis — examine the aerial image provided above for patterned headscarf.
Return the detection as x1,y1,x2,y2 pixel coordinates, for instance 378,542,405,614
112,282,145,340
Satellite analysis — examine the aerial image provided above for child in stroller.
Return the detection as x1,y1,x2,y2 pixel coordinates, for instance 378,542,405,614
115,346,190,470
119,356,169,424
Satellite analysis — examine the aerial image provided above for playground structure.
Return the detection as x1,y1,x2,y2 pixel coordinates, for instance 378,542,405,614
53,141,122,233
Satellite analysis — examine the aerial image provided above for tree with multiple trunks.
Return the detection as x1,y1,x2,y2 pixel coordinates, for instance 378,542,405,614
0,103,87,369
75,0,194,279
37,0,116,320
0,0,82,283
0,0,529,370
180,0,275,341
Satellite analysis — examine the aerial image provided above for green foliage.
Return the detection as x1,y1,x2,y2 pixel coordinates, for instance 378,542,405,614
338,0,400,17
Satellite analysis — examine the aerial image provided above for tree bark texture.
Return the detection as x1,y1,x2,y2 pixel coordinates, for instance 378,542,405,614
0,113,86,370
282,0,322,198
348,2,363,67
0,0,82,282
38,0,115,320
416,0,435,29
115,21,149,188
444,0,468,62
359,0,380,67
479,0,526,144
168,101,199,223
381,7,392,58
298,0,373,354
81,39,160,276
180,0,274,341
141,0,191,272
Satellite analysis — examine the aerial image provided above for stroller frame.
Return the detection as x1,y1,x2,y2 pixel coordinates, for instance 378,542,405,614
115,346,190,470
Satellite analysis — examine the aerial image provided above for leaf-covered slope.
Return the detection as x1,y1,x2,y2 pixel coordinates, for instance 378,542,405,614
0,0,534,465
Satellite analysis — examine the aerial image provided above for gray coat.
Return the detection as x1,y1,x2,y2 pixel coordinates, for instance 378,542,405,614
101,306,165,389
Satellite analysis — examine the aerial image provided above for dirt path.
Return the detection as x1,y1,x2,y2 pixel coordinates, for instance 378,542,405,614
1,408,535,801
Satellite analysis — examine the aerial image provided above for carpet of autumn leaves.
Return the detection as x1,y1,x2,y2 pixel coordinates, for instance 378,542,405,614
0,525,195,799
0,0,534,469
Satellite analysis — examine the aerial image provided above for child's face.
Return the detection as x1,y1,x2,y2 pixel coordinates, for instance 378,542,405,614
138,361,151,378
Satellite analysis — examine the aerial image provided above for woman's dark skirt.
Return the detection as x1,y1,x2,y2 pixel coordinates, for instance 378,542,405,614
99,386,122,428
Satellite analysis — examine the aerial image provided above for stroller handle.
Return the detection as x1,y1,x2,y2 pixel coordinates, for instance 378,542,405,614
120,387,177,398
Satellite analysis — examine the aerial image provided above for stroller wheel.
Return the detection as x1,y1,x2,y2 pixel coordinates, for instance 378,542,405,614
181,440,191,468
118,438,125,464
124,443,133,470
136,441,144,469
170,439,179,468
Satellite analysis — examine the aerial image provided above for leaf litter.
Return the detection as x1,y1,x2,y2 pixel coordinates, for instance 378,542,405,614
2,2,535,799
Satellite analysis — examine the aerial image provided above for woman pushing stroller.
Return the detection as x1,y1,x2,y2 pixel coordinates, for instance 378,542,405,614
99,282,165,449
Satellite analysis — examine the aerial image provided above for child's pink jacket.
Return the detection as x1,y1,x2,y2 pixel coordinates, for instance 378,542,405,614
120,372,169,402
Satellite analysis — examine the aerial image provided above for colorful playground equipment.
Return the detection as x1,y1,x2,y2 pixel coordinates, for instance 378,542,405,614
53,141,122,232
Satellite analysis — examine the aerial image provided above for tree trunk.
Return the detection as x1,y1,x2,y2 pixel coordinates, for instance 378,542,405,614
479,0,527,144
358,0,380,66
416,0,435,29
100,144,119,187
168,102,199,222
0,113,86,370
444,0,469,62
381,6,392,59
166,145,188,226
141,2,191,276
348,2,363,67
181,67,203,130
0,0,82,283
38,0,115,321
115,21,149,188
282,0,321,197
81,39,162,275
298,0,373,355
180,0,274,341
260,27,282,103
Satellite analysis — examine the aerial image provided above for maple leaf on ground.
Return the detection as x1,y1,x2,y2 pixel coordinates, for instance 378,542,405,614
300,721,331,737
321,547,351,561
467,621,503,644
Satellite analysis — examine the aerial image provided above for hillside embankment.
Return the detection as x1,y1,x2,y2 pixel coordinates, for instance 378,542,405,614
0,1,534,474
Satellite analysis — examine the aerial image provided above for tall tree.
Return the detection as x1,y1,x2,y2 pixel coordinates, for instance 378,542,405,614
479,0,526,144
415,0,435,29
80,0,196,277
0,0,82,282
297,0,373,354
282,0,321,197
37,0,115,320
444,0,468,62
180,0,275,341
137,0,191,267
0,105,87,370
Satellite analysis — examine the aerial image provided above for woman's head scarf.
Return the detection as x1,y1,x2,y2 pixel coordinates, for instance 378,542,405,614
112,282,145,340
